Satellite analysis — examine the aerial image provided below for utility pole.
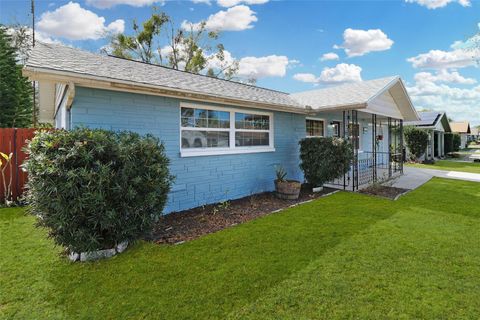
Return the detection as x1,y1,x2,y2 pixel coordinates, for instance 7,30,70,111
31,0,36,126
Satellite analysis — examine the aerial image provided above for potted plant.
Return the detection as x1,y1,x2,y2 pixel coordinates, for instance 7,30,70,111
274,165,301,200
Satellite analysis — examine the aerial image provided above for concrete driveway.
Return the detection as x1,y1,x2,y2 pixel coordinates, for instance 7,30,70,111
389,166,480,190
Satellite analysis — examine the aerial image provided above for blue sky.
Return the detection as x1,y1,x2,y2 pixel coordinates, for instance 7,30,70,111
1,0,479,125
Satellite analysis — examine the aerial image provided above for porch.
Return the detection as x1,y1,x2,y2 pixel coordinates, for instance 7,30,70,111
291,76,418,191
318,110,404,191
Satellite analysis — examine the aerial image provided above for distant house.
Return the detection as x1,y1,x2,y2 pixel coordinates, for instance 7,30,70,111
404,111,451,160
450,121,471,149
23,42,419,213
468,127,479,142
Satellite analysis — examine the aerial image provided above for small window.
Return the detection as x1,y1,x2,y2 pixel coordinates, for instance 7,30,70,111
331,121,342,137
306,119,324,137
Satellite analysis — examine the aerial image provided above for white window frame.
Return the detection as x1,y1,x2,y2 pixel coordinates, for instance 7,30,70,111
179,102,275,157
305,117,326,138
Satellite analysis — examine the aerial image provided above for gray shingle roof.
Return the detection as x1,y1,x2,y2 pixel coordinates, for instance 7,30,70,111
404,111,442,126
25,42,303,110
290,76,399,110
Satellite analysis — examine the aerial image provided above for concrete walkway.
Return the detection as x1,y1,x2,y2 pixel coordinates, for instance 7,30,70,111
388,166,480,190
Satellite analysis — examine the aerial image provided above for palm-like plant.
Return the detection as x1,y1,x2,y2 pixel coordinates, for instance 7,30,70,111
0,151,14,206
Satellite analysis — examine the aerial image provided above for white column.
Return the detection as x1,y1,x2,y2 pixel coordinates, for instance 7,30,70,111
430,130,435,160
441,133,444,157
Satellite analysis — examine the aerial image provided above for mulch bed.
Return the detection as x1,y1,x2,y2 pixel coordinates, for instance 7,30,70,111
146,186,336,244
359,185,409,200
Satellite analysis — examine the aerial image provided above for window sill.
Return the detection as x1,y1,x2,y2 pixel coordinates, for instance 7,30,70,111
180,147,275,158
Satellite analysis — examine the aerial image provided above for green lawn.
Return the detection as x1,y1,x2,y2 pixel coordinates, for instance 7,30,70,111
406,160,480,174
1,178,480,319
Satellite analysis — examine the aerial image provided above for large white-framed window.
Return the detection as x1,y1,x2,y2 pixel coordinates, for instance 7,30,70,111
180,102,274,157
305,118,326,137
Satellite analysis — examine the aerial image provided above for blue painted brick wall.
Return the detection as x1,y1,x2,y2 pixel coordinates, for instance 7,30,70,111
70,87,306,213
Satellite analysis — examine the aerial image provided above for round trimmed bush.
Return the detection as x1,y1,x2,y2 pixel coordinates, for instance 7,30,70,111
404,126,428,161
24,128,174,253
299,137,353,188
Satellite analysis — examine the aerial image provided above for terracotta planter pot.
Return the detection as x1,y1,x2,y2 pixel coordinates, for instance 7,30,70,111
275,180,301,200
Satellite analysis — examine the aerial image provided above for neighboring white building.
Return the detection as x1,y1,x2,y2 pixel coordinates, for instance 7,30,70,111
404,111,451,160
450,121,471,149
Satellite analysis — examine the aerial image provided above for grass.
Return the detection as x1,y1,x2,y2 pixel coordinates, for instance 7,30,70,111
1,178,480,319
406,160,480,174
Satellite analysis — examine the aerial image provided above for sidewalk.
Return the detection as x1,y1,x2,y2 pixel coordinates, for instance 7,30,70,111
388,166,480,190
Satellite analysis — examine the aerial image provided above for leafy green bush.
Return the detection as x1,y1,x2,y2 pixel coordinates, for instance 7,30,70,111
444,133,454,154
299,137,353,188
452,134,461,152
404,126,428,161
24,128,174,253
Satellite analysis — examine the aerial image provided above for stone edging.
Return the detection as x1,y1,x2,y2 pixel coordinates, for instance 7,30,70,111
68,241,128,262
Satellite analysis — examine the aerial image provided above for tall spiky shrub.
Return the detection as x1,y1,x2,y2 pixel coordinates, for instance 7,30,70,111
0,26,32,128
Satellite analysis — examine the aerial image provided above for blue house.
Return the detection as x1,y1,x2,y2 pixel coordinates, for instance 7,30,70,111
24,42,419,213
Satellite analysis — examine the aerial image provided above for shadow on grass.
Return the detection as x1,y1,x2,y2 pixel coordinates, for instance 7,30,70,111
2,192,394,319
3,178,478,319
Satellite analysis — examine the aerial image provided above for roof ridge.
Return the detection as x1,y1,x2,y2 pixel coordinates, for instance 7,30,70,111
291,75,399,96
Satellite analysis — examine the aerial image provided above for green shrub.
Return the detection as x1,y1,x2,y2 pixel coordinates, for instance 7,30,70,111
24,128,174,253
444,133,454,154
299,137,353,188
404,126,428,161
452,134,461,151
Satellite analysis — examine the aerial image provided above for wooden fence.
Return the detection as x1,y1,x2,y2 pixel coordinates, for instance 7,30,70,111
0,128,37,202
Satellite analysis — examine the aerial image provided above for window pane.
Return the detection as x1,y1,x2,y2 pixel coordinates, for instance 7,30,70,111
181,108,194,117
306,119,324,137
182,131,229,149
235,112,269,130
181,107,195,127
181,107,230,128
235,132,269,147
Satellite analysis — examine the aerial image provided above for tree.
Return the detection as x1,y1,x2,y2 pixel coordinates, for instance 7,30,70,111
6,24,33,64
452,133,461,152
105,10,239,80
0,26,33,128
404,126,429,161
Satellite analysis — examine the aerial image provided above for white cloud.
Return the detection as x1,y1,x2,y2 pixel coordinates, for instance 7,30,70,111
293,63,363,84
318,63,363,83
293,73,318,83
405,0,470,9
37,2,124,40
407,72,480,126
238,55,290,78
451,24,480,50
320,52,339,61
407,48,480,69
161,45,290,79
217,0,268,7
414,70,476,84
85,0,163,9
334,28,393,57
182,5,257,31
